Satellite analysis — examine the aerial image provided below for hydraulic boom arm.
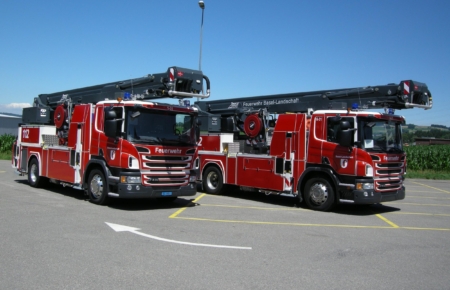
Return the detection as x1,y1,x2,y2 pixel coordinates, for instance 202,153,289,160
195,80,431,116
33,66,211,110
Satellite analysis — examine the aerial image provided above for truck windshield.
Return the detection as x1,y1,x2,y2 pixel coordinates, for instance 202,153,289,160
125,108,196,145
359,118,403,153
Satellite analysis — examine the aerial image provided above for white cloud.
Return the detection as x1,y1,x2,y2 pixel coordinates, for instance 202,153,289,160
0,103,32,115
4,103,32,109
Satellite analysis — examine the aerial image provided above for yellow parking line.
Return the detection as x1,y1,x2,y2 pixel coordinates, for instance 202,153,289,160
172,216,394,229
169,193,450,232
406,191,430,193
389,212,450,217
200,203,307,211
171,216,450,231
407,196,450,200
375,214,399,228
169,193,207,218
411,181,450,194
399,227,450,231
391,202,450,207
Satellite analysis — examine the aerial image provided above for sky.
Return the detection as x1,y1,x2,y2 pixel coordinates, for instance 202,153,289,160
1,0,449,126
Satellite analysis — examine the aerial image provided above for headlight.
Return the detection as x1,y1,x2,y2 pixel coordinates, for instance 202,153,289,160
356,182,374,190
120,176,141,184
365,164,373,177
189,175,197,182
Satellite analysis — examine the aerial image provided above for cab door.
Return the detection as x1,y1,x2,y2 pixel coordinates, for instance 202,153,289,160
322,115,357,176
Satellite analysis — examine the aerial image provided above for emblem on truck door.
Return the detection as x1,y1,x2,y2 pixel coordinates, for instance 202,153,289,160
22,129,30,139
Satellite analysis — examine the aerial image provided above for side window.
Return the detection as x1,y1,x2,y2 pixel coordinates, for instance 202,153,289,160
327,117,355,144
96,106,104,132
327,118,337,143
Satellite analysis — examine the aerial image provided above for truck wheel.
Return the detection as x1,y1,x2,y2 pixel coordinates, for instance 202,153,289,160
303,177,335,211
28,158,47,188
88,169,109,205
202,166,224,195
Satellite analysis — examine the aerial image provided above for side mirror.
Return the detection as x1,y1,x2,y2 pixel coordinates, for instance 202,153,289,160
338,130,354,147
195,118,202,142
104,108,121,139
337,120,356,147
105,119,119,139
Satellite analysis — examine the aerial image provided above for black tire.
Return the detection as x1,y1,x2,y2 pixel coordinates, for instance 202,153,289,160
28,158,47,188
87,169,109,205
202,166,224,195
303,177,335,211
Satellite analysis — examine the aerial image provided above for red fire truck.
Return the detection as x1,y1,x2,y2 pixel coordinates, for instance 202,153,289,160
12,66,210,205
195,80,432,211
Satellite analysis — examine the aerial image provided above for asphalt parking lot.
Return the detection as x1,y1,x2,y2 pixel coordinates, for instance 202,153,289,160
168,179,450,234
1,160,449,290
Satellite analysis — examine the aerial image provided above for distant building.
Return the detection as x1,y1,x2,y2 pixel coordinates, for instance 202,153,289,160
414,137,450,145
0,114,21,136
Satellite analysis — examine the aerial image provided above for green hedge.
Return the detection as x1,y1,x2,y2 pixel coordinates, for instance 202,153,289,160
0,134,16,153
405,145,450,171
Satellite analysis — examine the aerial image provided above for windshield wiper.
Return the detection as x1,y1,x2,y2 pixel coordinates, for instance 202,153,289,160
129,136,162,144
367,147,383,151
159,138,180,145
132,140,160,145
159,138,195,146
387,147,403,153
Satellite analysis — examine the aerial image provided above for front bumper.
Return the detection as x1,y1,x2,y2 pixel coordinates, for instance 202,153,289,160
349,185,405,204
338,177,405,204
108,180,197,199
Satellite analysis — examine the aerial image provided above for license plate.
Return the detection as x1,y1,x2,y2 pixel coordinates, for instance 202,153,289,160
161,192,172,196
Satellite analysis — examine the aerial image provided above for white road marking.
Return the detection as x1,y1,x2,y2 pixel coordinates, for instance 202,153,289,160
105,222,252,250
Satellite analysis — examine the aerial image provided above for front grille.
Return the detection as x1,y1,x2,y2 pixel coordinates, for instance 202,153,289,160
371,154,405,192
147,156,190,161
377,163,403,168
375,179,403,192
374,161,403,177
145,163,189,168
140,154,192,186
377,169,402,175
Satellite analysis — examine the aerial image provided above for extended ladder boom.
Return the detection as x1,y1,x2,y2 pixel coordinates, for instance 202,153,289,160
33,66,210,110
195,80,431,116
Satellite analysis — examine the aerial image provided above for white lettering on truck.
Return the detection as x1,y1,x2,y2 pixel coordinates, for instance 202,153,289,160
155,148,182,154
384,156,400,161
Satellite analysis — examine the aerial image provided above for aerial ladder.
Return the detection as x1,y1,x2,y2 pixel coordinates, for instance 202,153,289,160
23,67,210,145
196,80,433,132
195,80,431,142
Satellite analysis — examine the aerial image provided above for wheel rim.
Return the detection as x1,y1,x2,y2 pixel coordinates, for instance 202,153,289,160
30,163,38,183
206,171,218,190
309,182,328,205
90,174,104,199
